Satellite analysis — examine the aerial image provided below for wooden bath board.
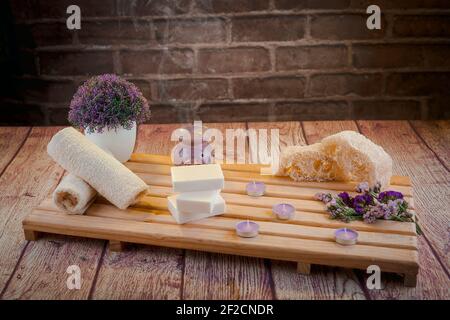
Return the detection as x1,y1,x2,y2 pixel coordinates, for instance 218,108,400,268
23,153,419,287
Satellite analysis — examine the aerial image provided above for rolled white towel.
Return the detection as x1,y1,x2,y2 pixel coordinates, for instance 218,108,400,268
47,127,148,209
53,174,97,214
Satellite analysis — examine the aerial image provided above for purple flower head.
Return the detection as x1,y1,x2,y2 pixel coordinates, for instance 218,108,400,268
378,191,404,203
387,198,409,218
68,74,151,133
382,203,393,219
362,204,387,223
363,208,378,224
338,192,353,207
387,199,399,212
356,182,370,193
353,194,373,214
315,193,333,203
373,203,391,220
328,198,338,207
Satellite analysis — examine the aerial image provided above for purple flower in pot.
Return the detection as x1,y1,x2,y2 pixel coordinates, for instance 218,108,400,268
68,74,150,162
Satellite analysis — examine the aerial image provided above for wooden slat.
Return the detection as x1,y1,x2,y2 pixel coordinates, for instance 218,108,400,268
126,161,413,196
91,124,184,300
24,209,418,274
37,199,418,251
131,153,269,173
145,184,327,213
130,153,172,166
143,183,414,213
132,146,423,190
0,127,105,299
93,197,416,235
357,121,450,299
130,195,416,236
135,172,414,207
252,121,366,299
297,262,311,274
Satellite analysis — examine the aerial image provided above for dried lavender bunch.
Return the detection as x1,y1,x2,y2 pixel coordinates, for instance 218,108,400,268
69,74,150,133
315,182,414,225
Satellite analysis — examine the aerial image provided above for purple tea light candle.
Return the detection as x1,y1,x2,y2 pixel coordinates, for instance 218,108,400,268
273,203,295,220
175,124,213,165
236,220,259,238
246,181,265,197
335,228,358,245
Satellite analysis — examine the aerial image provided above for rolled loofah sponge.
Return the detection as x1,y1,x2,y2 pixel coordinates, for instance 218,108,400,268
276,131,393,188
321,131,392,188
53,174,97,214
47,127,148,209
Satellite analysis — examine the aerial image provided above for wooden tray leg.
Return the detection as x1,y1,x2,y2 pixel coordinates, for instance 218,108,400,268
109,240,125,252
404,273,417,287
24,229,40,241
297,262,311,275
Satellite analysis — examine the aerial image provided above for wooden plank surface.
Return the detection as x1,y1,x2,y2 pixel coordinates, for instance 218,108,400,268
1,122,448,300
409,121,450,170
0,127,30,175
0,128,107,300
91,124,184,299
0,128,105,299
357,121,450,299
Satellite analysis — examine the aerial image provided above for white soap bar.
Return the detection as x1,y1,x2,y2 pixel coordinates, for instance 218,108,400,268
171,164,224,193
176,190,220,214
168,194,226,224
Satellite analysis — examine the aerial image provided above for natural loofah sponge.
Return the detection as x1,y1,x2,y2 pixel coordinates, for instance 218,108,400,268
53,174,97,214
321,131,392,187
276,131,393,187
47,127,148,209
275,143,345,182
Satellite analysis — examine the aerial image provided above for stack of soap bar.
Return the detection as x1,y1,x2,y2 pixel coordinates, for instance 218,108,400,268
169,164,226,224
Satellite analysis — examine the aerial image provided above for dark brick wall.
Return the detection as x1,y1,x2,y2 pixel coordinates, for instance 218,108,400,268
1,0,450,125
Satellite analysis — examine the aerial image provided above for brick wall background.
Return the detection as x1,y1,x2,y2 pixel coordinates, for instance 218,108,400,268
1,0,449,125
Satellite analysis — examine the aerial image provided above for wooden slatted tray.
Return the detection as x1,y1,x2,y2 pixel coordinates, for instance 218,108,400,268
23,153,419,287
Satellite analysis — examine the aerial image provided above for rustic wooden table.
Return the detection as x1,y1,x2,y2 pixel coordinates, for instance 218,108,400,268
0,121,448,300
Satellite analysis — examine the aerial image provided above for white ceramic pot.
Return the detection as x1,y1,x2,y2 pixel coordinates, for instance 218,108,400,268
85,121,136,163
